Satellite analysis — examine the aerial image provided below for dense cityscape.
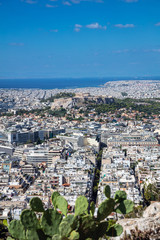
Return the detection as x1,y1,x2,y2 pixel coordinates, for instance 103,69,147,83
0,80,160,239
1,0,160,237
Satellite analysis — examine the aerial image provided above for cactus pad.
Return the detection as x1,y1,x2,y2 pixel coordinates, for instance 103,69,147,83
59,221,71,237
81,215,95,231
26,229,39,240
59,215,75,237
8,220,26,240
104,185,111,199
106,224,123,237
56,196,68,216
30,197,44,212
116,199,134,214
95,222,109,238
52,234,61,240
97,199,115,221
41,209,62,236
114,190,127,203
75,196,88,216
51,192,60,209
20,209,40,229
79,215,96,239
69,231,79,240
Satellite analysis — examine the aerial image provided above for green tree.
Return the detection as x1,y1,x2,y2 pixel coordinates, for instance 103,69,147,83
121,92,128,97
144,183,160,204
36,137,42,145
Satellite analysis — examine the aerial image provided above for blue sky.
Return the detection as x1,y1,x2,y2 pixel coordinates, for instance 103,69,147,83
0,0,160,79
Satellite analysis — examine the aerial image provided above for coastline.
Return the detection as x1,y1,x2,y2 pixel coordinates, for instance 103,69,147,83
0,78,160,90
0,79,160,99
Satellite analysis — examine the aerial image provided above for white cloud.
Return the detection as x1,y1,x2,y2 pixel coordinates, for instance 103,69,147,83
123,0,138,2
74,27,81,32
152,49,160,53
144,49,160,53
155,22,160,26
9,43,24,46
113,49,129,54
114,24,135,28
63,1,72,5
75,24,82,28
74,24,83,32
86,22,107,30
25,0,37,4
50,29,58,32
70,0,103,4
46,4,58,7
74,22,106,31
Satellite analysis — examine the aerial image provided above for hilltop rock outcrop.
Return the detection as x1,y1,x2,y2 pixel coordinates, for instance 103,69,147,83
113,202,160,240
51,93,114,109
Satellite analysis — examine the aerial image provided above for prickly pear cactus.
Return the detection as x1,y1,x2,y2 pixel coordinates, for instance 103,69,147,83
8,185,134,240
97,198,115,221
20,209,40,229
116,199,134,214
114,190,127,203
69,231,79,240
52,234,61,240
78,215,96,239
56,195,68,216
59,215,76,238
8,220,26,240
30,197,44,212
106,224,123,237
26,229,39,240
41,209,62,237
104,185,111,199
51,192,60,209
95,221,109,238
75,196,88,216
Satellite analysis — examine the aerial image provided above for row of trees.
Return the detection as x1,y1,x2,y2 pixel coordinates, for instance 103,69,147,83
48,108,67,117
88,98,160,115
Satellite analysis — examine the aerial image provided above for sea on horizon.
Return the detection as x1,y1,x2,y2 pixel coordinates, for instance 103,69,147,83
0,77,160,89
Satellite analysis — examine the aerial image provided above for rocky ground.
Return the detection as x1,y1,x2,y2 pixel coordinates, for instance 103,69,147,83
113,202,160,240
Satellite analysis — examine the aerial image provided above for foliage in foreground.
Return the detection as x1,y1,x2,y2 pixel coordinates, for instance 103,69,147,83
0,221,8,240
7,186,134,240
